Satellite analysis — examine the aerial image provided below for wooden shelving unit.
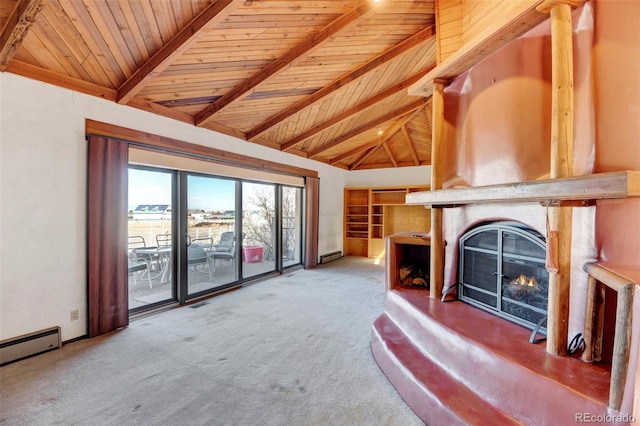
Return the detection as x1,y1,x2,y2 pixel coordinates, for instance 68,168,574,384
344,186,430,258
344,189,369,257
371,188,408,205
371,205,384,239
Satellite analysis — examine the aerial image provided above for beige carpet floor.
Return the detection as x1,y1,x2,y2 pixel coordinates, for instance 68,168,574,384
0,257,423,426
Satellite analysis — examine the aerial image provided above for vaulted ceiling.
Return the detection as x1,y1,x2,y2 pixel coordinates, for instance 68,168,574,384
0,0,556,170
0,0,436,170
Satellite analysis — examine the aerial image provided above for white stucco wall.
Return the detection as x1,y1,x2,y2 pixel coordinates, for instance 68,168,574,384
346,166,430,188
0,72,430,341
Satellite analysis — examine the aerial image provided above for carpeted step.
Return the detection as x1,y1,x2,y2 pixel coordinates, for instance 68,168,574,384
372,312,521,425
372,288,613,425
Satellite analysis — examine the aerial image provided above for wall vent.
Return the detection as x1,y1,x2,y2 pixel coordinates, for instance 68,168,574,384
0,326,61,366
319,251,342,264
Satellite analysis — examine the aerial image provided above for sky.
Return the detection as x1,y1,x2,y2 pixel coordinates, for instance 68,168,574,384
128,169,172,210
128,168,236,211
128,168,272,211
186,174,236,211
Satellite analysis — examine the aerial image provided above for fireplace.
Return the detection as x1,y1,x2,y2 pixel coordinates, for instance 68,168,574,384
458,222,549,332
385,232,431,290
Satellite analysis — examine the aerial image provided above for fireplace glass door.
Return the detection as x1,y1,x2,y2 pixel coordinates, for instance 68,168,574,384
458,222,548,331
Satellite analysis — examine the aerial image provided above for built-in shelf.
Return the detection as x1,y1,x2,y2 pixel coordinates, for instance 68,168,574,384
345,186,430,257
406,171,640,207
372,189,409,205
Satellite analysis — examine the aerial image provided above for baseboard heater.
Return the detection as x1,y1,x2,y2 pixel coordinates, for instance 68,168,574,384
319,251,342,264
0,326,61,366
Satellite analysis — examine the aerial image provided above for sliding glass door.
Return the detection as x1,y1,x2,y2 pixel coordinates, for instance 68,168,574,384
128,166,303,314
86,133,313,332
186,174,238,296
242,182,277,279
282,186,303,267
127,167,175,310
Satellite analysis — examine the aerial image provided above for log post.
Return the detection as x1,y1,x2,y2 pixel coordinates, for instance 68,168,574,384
582,262,636,412
429,79,447,299
582,275,605,362
610,282,634,411
536,0,579,356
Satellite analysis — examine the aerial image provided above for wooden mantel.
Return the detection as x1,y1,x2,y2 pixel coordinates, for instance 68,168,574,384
406,171,640,207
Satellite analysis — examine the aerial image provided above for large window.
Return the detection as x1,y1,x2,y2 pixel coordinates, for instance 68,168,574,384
282,186,303,267
126,162,305,314
186,174,238,296
242,182,277,279
127,168,174,311
87,123,318,335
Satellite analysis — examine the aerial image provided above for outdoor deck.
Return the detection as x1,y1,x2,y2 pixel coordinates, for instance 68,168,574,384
129,258,281,309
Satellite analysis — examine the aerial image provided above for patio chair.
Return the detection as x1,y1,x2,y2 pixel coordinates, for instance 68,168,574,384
129,235,157,258
128,235,162,281
128,235,147,250
188,242,214,281
128,251,153,288
191,237,214,251
156,232,172,248
211,232,236,267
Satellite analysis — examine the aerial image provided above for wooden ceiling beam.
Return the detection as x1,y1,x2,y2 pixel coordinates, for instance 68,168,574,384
195,1,374,127
382,142,398,167
0,0,47,71
401,124,420,166
246,24,436,141
6,60,116,100
330,138,382,165
350,146,378,170
329,107,422,164
309,99,425,159
117,0,242,105
126,97,201,126
386,107,424,138
280,69,433,152
424,100,432,134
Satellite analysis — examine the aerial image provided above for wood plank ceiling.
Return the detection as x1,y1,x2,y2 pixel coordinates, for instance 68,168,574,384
0,0,437,170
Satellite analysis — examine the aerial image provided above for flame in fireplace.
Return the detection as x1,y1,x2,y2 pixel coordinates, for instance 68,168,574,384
510,274,540,291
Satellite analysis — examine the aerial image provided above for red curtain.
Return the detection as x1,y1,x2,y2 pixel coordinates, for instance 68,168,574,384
87,135,128,337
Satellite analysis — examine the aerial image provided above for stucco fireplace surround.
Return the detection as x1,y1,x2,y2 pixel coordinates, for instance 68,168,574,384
372,173,638,424
371,2,639,422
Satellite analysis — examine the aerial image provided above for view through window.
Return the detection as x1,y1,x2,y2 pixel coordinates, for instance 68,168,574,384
127,168,174,310
127,167,304,313
187,174,238,296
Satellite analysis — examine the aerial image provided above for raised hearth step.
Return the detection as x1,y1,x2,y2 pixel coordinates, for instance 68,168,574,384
372,313,521,425
372,288,613,425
